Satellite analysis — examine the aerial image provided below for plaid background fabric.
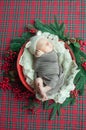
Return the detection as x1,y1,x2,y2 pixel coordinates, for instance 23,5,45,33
0,0,86,129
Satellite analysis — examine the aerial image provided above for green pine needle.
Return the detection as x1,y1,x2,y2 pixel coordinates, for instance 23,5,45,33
80,51,86,59
70,98,76,105
43,100,49,110
54,15,60,30
73,42,80,48
76,76,85,90
10,42,22,51
50,103,58,120
61,97,73,107
11,37,26,45
74,71,81,85
47,103,56,109
22,32,32,40
59,22,65,32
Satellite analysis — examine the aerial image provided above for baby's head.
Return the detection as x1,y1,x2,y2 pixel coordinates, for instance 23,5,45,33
26,35,53,57
35,37,53,57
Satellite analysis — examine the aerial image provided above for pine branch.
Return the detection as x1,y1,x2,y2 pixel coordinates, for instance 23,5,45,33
10,42,22,51
76,76,85,90
69,44,81,65
50,104,57,120
54,16,60,30
74,71,81,85
35,19,53,34
35,19,67,40
80,51,86,59
58,22,65,32
43,100,49,110
22,32,32,40
61,97,73,107
11,37,26,45
70,98,76,105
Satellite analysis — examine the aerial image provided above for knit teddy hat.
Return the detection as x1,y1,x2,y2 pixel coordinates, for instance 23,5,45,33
25,31,59,55
25,31,44,55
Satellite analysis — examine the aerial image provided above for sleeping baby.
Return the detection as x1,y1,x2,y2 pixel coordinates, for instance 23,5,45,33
26,34,64,101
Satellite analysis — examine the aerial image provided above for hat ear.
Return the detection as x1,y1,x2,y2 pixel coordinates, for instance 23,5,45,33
36,31,42,36
25,41,31,48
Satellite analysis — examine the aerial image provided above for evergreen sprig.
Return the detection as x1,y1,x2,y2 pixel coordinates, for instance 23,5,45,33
10,32,33,51
34,18,68,41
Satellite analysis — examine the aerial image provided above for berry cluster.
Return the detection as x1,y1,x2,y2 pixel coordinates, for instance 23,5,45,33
0,77,11,90
2,50,17,73
29,28,37,34
79,40,86,53
1,50,34,101
70,89,79,98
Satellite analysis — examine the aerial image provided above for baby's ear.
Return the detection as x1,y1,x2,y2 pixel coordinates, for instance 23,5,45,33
25,41,31,48
34,50,39,57
35,50,43,57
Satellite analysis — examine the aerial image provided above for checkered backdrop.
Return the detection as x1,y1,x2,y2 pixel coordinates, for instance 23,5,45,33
0,0,86,130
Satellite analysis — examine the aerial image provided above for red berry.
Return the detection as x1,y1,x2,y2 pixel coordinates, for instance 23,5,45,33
79,40,84,46
82,62,86,70
83,41,86,46
84,62,86,65
80,47,85,51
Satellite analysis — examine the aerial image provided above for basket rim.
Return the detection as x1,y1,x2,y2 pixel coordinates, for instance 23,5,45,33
17,41,75,93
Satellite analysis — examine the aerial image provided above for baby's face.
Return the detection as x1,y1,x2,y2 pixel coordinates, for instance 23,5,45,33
36,38,53,53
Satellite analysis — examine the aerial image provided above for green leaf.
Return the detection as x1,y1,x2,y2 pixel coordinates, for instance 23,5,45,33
11,37,26,45
70,98,76,105
43,100,57,110
10,42,22,51
23,98,39,110
50,103,58,120
50,103,61,120
57,103,61,116
33,102,39,107
35,19,54,34
54,16,60,30
62,97,73,107
43,100,49,109
76,76,85,90
78,77,86,95
47,103,56,109
22,32,32,40
77,37,82,40
48,23,58,32
46,24,58,34
59,22,65,32
69,44,81,65
35,18,68,41
80,51,86,59
80,65,86,76
73,42,80,48
74,71,81,84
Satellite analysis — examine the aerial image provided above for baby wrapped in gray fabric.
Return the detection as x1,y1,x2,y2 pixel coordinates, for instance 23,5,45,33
26,34,64,101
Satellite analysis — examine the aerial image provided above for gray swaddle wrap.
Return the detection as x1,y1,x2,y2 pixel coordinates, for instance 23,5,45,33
34,50,64,96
